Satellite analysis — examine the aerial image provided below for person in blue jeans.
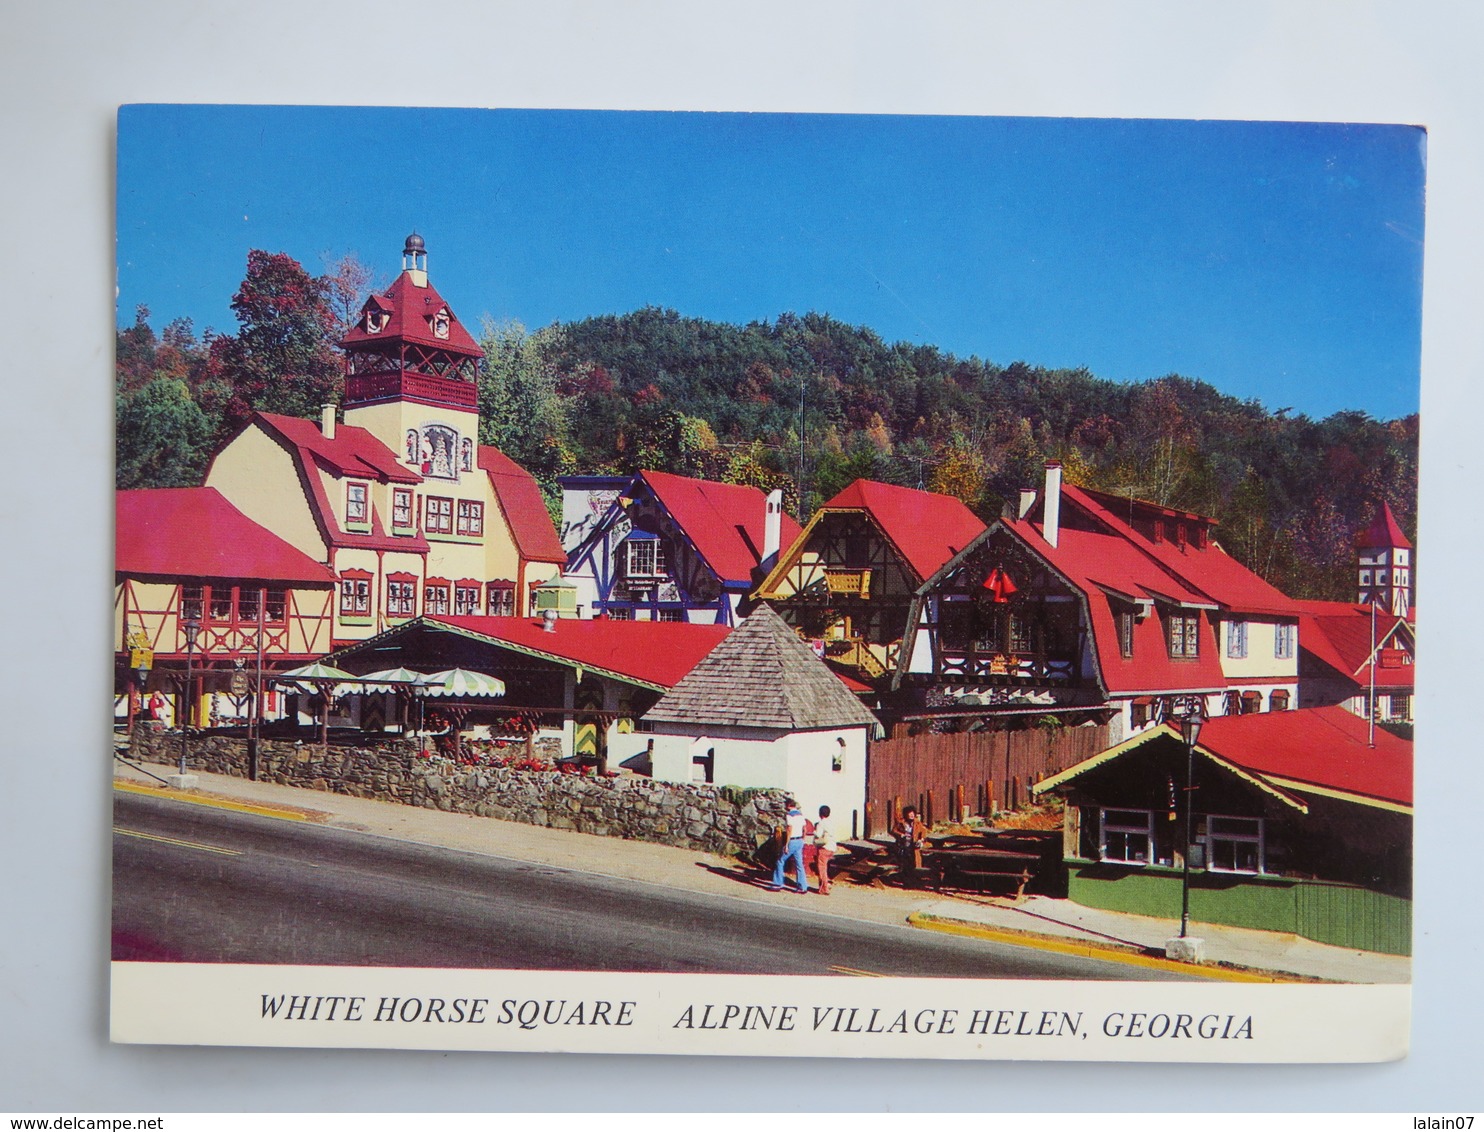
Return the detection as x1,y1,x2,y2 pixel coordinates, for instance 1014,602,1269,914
770,799,810,893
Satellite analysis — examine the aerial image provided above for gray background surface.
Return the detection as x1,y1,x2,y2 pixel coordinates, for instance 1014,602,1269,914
3,0,1478,1112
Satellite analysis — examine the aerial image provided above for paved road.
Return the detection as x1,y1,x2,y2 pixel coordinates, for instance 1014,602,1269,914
113,791,1187,979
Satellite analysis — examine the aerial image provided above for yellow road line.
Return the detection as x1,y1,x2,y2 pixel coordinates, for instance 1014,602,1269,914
829,965,886,978
114,827,243,856
113,778,316,823
907,913,1291,983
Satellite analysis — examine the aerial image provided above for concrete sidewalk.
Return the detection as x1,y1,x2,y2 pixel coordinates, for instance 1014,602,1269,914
110,752,1410,984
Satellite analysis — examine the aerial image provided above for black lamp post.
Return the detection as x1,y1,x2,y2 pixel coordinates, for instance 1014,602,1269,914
131,654,152,735
1177,706,1204,939
179,614,201,777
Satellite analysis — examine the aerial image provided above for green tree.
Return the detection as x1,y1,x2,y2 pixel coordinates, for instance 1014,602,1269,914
115,377,215,489
479,319,576,515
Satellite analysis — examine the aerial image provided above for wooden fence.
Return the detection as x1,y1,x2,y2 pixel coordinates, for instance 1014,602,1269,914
862,721,1112,837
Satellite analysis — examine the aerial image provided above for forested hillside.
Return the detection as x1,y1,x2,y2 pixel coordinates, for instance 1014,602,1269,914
116,252,1418,602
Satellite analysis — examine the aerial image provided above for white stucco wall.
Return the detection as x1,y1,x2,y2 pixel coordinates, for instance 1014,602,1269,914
650,722,868,837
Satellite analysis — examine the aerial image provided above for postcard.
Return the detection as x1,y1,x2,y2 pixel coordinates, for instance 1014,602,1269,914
111,105,1421,1061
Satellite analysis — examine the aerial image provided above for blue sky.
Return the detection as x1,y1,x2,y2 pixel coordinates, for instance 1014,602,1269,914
117,106,1425,420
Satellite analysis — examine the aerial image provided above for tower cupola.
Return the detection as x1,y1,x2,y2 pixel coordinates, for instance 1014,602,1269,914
402,232,428,285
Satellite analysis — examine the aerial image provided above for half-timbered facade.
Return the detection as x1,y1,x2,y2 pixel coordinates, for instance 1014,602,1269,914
753,479,985,685
898,462,1301,740
563,471,801,625
114,488,337,726
202,236,564,646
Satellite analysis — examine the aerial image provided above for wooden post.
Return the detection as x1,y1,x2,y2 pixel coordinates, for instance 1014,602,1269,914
986,778,994,817
926,790,935,827
864,801,873,838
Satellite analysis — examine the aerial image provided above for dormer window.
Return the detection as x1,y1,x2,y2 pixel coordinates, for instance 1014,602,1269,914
432,309,450,339
345,481,369,528
365,310,387,334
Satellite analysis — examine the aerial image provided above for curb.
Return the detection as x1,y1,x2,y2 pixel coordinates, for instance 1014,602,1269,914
113,778,325,824
906,912,1295,983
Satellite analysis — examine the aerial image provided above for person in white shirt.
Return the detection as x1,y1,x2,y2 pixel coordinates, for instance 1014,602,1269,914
769,799,811,893
812,805,837,895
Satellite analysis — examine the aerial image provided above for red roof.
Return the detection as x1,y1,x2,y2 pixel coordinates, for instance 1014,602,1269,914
1296,600,1415,688
1355,501,1412,550
116,488,335,584
480,446,566,564
1069,484,1297,617
1197,706,1412,807
338,271,482,358
432,615,731,688
257,412,420,485
249,413,428,553
1001,513,1227,695
640,471,803,583
822,479,986,584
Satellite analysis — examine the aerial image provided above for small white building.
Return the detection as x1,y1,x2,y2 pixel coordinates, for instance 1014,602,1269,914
645,604,879,837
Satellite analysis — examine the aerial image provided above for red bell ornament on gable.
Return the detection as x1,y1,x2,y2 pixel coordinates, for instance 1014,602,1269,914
982,566,1018,603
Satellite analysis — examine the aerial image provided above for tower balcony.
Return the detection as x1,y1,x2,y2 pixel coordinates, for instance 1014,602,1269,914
345,370,479,411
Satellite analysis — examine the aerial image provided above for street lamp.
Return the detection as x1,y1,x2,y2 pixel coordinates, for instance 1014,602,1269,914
179,613,201,777
1177,705,1204,940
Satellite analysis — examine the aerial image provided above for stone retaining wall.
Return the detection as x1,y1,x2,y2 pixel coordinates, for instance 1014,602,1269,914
127,729,786,857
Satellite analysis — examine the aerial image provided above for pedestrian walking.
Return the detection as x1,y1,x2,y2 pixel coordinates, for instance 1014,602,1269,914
812,804,837,894
770,798,811,893
893,805,928,888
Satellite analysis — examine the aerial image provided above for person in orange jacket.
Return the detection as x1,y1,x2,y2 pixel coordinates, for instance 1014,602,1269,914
892,805,928,887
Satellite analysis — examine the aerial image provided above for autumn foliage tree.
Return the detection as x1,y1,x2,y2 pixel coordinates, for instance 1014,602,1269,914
209,250,343,434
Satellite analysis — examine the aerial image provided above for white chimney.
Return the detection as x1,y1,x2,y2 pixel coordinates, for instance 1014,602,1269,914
1043,461,1062,548
321,404,337,440
1018,487,1036,519
763,489,783,567
541,609,558,634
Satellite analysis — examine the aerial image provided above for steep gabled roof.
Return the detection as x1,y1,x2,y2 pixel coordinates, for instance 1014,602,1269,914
338,270,482,357
116,488,336,585
639,470,802,584
480,445,565,564
257,412,420,485
246,412,429,554
644,604,880,730
1070,484,1297,617
1296,600,1415,688
818,479,986,584
1355,501,1413,550
991,517,1226,695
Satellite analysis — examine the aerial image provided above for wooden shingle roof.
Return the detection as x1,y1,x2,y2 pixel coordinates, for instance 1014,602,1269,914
644,604,880,731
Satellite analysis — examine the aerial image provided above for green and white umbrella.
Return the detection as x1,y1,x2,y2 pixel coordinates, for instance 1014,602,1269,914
413,668,506,757
273,658,356,694
272,662,361,747
354,667,431,693
416,668,507,699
